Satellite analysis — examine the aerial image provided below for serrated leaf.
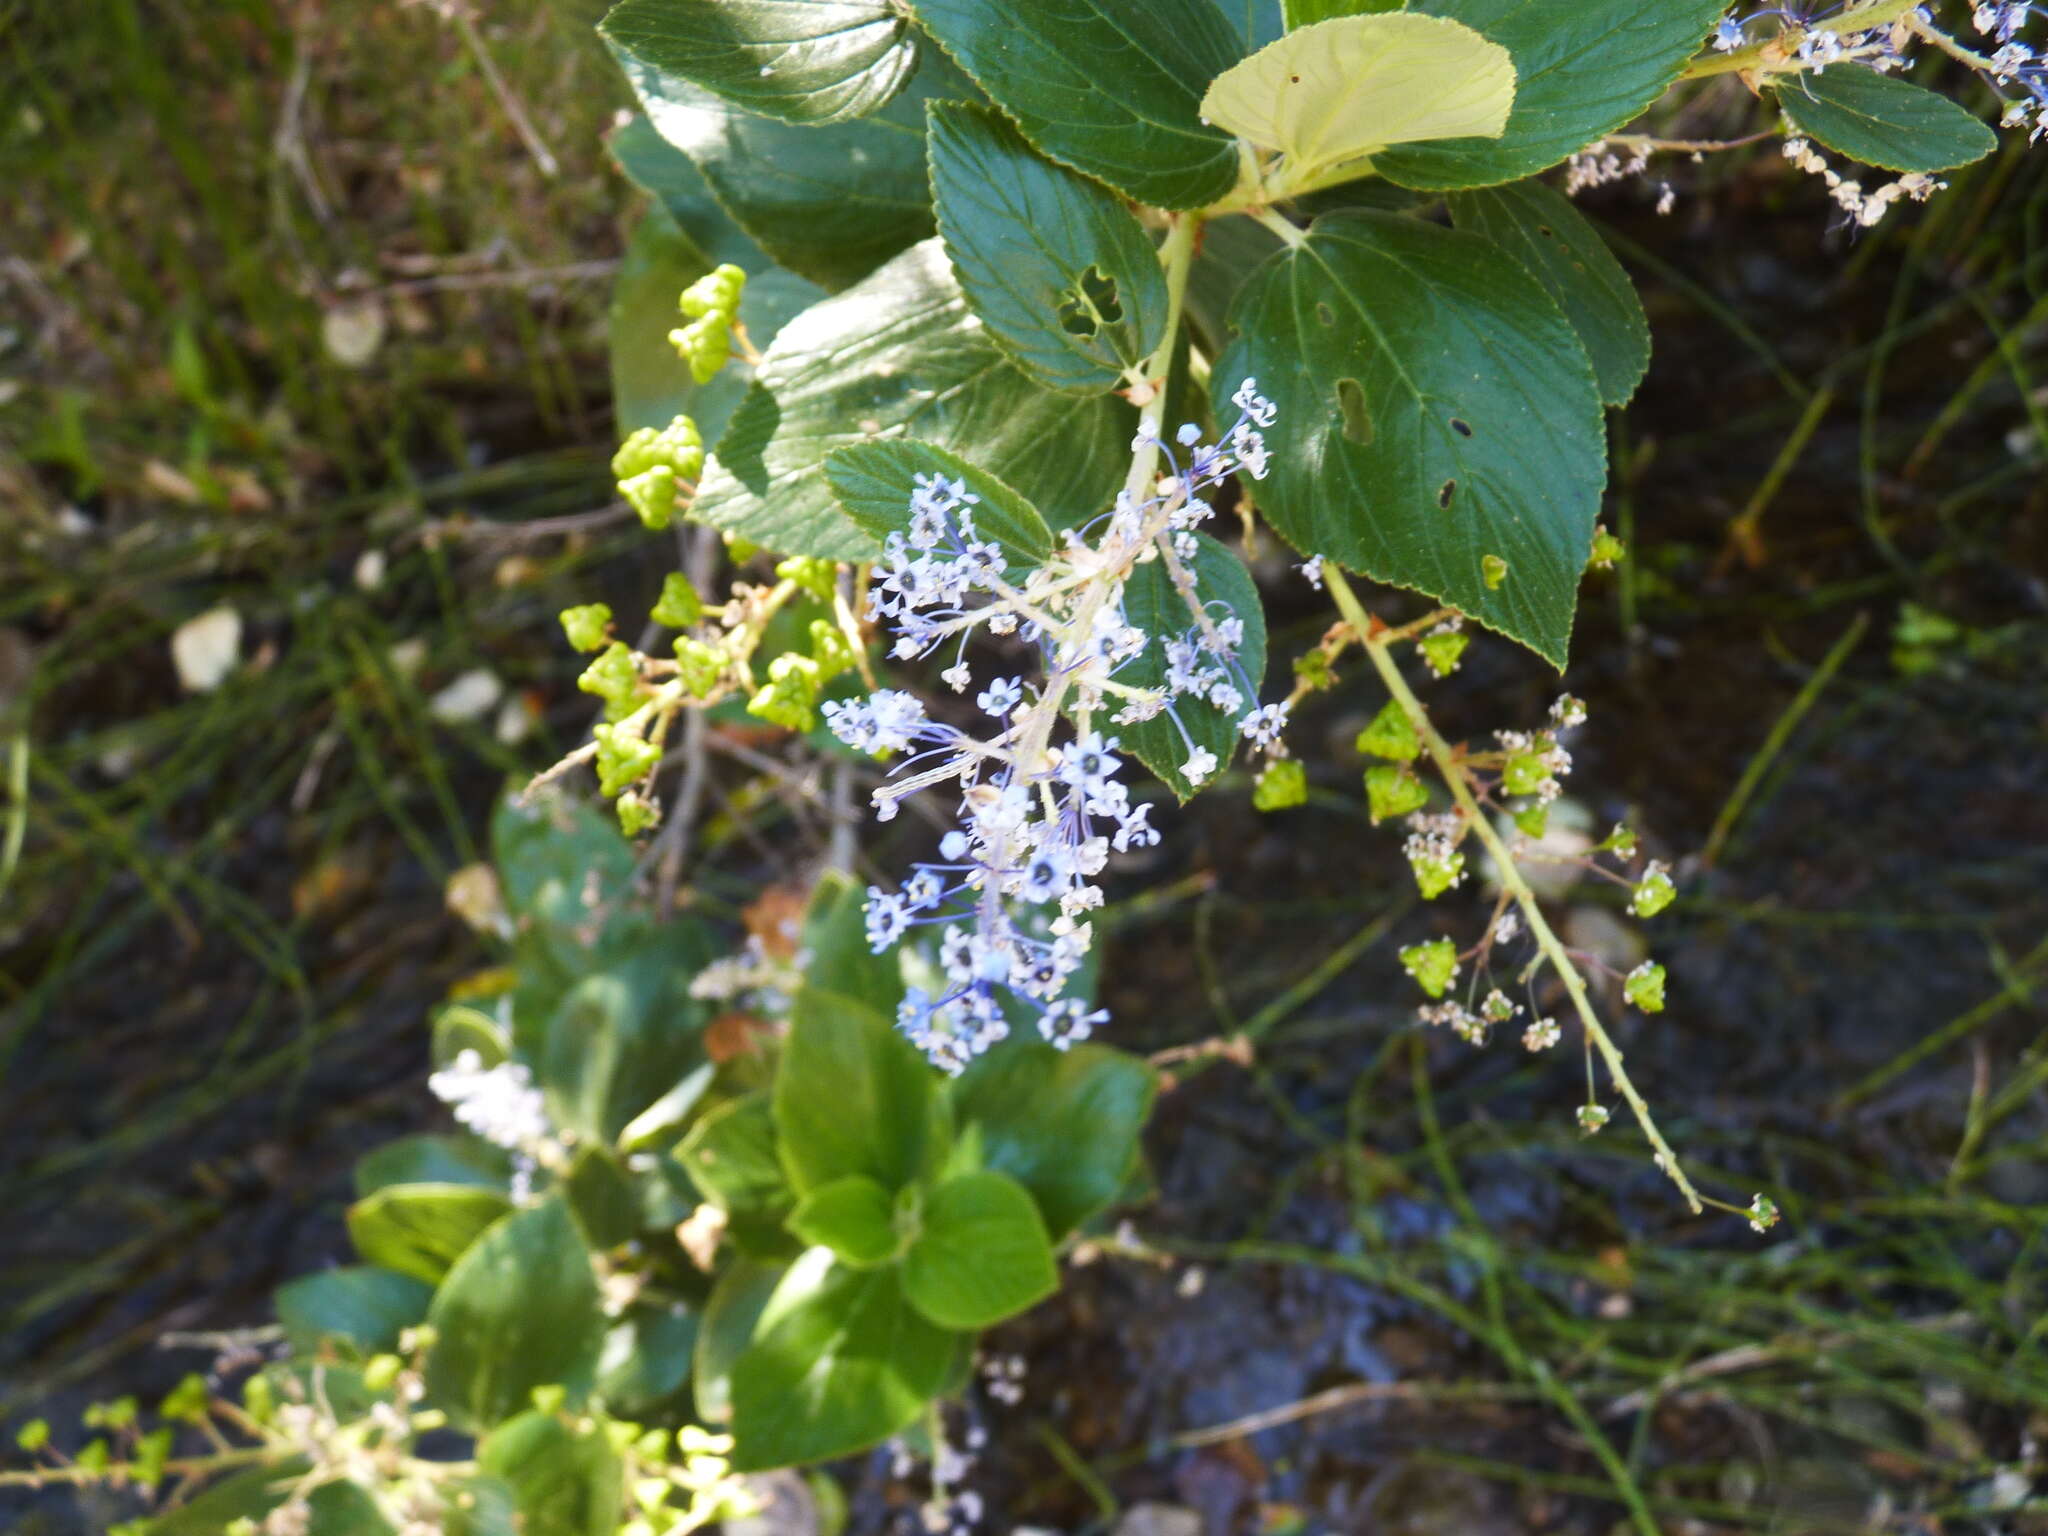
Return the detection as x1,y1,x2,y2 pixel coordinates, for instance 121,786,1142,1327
928,102,1169,393
346,1184,513,1286
901,1170,1058,1329
824,439,1055,571
1114,532,1268,799
1375,0,1730,190
947,1040,1156,1238
1215,210,1605,665
425,1199,606,1433
619,47,971,291
729,1251,957,1469
788,1174,900,1266
694,239,1134,559
599,0,918,126
1201,14,1514,187
907,0,1244,209
774,986,942,1195
1776,66,1996,173
1446,178,1649,406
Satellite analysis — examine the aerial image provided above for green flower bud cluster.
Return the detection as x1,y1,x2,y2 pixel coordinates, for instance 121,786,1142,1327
1364,765,1427,823
1253,758,1307,811
578,641,643,722
774,554,837,605
1410,844,1465,899
1589,524,1626,569
1630,859,1676,917
1356,699,1419,762
612,415,704,531
1418,622,1469,677
594,721,661,797
1577,1103,1611,1135
1400,936,1459,999
746,617,859,734
559,602,613,653
651,571,703,629
1624,959,1667,1013
670,263,747,385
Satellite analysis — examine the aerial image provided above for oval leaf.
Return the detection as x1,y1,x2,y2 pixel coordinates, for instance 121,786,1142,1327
948,1041,1156,1238
1776,66,1997,173
929,101,1170,393
676,1092,799,1256
599,0,918,126
1375,0,1730,190
1446,178,1649,407
1216,210,1605,665
346,1184,513,1286
824,439,1055,571
694,1259,784,1425
729,1256,957,1469
353,1135,511,1199
425,1198,606,1433
908,0,1245,209
901,1170,1059,1329
1115,531,1268,800
1201,13,1514,185
693,240,1135,560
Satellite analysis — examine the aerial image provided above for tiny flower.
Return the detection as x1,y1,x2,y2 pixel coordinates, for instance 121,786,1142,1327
1577,1103,1611,1135
1038,998,1107,1049
1182,746,1219,785
1631,860,1676,917
1523,1016,1562,1051
1624,960,1667,1013
977,676,1024,716
1746,1192,1781,1234
1299,555,1325,590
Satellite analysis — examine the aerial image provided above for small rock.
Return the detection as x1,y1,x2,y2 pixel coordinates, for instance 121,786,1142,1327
1114,1504,1201,1536
428,667,503,723
170,604,242,692
322,299,386,368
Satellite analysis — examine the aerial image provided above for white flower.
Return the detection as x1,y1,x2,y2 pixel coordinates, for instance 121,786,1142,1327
1182,746,1218,785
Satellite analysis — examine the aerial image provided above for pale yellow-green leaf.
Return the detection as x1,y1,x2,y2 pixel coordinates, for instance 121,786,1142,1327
1199,13,1515,185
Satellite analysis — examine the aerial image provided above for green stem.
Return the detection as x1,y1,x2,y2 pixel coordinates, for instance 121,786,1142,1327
1122,211,1203,503
1682,0,1922,78
1322,568,1705,1215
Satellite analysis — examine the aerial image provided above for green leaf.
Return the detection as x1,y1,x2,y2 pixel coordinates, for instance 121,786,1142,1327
609,113,766,270
432,1006,509,1070
675,1092,798,1255
1215,210,1604,664
1446,178,1649,407
1184,215,1288,355
561,1144,643,1250
1201,14,1514,187
274,1267,433,1359
538,958,711,1146
788,1174,901,1266
425,1199,606,1433
346,1184,513,1286
729,1251,957,1469
694,239,1134,559
1374,0,1730,190
797,868,905,1016
599,0,918,126
620,49,971,292
907,0,1244,209
694,1259,784,1424
928,102,1170,394
948,1041,1156,1238
824,439,1055,569
477,1412,623,1536
901,1170,1058,1329
1219,0,1288,46
596,1303,698,1418
1115,530,1269,799
353,1135,511,1199
1285,0,1400,19
1776,66,1997,173
774,986,941,1194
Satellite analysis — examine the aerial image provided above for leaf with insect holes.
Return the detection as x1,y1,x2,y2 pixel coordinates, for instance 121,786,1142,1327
928,101,1170,394
1215,210,1604,665
1200,14,1514,188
